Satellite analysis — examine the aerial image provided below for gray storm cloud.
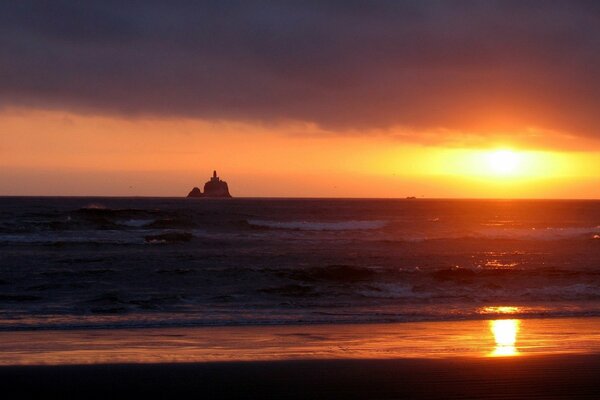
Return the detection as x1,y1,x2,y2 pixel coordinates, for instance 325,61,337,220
0,1,598,140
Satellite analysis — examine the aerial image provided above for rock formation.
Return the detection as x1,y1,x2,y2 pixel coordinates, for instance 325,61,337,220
187,171,232,198
187,187,202,197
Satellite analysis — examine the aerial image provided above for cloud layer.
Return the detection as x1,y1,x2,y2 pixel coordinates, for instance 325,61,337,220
1,1,598,140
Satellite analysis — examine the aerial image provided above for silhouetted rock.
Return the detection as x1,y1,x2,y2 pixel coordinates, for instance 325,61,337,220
187,187,202,197
186,171,232,198
203,170,232,197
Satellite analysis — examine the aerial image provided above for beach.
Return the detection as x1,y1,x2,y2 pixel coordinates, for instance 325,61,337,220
3,355,600,399
2,198,600,398
2,317,600,398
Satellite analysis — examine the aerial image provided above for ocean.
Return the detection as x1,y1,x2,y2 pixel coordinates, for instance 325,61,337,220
1,197,599,331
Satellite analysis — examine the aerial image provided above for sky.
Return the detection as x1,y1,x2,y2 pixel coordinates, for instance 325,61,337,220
1,1,599,198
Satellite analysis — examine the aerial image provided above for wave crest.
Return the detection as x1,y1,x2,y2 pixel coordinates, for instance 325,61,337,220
247,219,388,231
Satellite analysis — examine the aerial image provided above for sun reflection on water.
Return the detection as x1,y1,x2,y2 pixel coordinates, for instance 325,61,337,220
490,319,520,357
481,306,521,315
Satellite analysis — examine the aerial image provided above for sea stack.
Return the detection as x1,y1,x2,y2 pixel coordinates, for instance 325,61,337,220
187,170,232,198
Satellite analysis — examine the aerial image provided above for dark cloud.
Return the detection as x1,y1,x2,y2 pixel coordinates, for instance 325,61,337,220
0,1,599,141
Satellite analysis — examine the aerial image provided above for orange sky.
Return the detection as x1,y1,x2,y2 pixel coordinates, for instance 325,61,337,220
1,107,599,198
1,3,599,198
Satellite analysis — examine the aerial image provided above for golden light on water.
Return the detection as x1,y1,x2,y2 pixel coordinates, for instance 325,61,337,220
492,320,519,346
480,306,521,315
490,319,520,357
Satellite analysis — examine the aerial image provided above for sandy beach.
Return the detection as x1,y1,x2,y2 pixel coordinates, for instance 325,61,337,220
3,317,600,365
2,317,600,398
2,353,600,399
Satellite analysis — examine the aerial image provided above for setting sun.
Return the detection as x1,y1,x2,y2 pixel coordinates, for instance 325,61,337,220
487,150,520,175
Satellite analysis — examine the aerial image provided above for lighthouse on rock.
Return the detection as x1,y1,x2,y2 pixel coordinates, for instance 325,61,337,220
187,171,232,198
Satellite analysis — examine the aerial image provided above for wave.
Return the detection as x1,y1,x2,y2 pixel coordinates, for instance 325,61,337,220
117,219,156,227
472,226,600,241
2,207,197,233
144,232,194,244
71,207,165,229
279,265,379,282
357,281,600,302
375,225,600,243
146,218,197,229
247,219,388,231
262,264,600,302
0,231,143,245
4,304,600,332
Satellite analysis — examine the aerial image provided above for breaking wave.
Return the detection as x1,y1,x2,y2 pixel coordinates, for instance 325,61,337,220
117,219,155,227
0,231,143,245
380,225,600,242
247,219,388,231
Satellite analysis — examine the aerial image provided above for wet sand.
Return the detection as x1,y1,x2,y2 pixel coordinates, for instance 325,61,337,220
4,317,600,365
3,317,600,398
2,355,600,399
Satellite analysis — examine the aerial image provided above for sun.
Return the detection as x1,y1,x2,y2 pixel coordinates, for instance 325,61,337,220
486,150,520,175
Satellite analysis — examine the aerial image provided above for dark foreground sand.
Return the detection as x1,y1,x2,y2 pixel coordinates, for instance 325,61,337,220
2,354,600,399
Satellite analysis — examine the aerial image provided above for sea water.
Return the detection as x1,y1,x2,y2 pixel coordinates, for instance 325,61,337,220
1,197,599,330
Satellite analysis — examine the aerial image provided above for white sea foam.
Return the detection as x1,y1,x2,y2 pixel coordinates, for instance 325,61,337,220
247,219,388,231
117,219,155,227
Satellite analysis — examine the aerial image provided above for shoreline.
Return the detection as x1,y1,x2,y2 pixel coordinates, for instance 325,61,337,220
4,311,600,332
2,195,600,201
3,317,600,397
3,316,600,366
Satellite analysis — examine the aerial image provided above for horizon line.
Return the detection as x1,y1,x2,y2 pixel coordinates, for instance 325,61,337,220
1,195,599,201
